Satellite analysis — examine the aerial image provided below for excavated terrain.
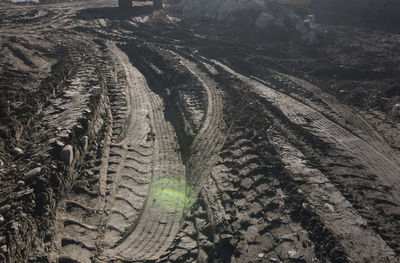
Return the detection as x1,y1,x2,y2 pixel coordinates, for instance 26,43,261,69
0,1,399,262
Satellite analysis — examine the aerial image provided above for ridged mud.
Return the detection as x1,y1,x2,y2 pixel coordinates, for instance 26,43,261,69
0,1,399,263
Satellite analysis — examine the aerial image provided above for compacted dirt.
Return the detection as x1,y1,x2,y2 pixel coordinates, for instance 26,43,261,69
0,1,400,262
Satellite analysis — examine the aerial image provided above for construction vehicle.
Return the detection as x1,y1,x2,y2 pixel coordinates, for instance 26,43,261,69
118,0,163,9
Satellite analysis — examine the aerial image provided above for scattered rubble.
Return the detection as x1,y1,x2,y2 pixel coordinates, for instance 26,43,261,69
173,0,324,44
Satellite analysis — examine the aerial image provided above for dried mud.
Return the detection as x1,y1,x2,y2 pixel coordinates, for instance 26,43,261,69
0,1,399,263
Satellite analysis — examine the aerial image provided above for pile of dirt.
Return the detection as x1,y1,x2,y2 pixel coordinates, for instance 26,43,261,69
171,0,324,45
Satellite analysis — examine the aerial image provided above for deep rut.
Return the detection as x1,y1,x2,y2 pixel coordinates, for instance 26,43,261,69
212,60,399,262
50,40,227,262
101,43,186,262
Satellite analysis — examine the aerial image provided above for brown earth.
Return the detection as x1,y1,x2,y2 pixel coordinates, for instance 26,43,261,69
0,1,399,263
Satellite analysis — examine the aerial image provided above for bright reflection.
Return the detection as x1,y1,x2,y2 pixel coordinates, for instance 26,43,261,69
152,177,191,212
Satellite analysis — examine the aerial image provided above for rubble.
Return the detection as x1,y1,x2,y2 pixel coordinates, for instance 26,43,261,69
173,0,323,44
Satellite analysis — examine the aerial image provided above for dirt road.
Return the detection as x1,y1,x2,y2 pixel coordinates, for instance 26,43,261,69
0,1,399,262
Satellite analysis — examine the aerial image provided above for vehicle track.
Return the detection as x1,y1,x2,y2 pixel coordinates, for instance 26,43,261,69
212,60,399,261
98,43,186,262
3,2,400,262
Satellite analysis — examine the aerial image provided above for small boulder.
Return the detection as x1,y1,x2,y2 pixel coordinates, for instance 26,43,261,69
24,167,41,180
0,216,4,225
0,159,3,167
393,104,400,117
17,180,25,188
302,202,315,213
60,145,74,165
12,147,23,155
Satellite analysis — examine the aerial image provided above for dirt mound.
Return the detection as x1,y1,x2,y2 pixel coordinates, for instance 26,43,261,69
172,0,323,44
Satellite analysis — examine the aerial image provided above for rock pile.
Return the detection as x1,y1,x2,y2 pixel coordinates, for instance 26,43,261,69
172,0,323,45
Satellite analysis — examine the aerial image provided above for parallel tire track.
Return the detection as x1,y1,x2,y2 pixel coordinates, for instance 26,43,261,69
100,43,186,262
213,60,399,262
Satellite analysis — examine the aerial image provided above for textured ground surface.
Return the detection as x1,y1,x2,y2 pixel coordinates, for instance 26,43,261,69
0,1,400,262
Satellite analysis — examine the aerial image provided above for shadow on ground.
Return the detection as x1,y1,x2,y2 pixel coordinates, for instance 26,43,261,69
77,6,154,20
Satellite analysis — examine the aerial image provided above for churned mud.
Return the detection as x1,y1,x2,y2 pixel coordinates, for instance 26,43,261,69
0,1,399,262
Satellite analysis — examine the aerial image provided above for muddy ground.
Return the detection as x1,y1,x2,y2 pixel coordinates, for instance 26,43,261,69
0,0,399,262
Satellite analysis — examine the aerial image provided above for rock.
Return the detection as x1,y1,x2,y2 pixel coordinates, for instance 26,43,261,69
254,12,276,30
303,14,316,29
24,167,41,180
0,159,3,167
302,202,315,213
59,130,70,140
258,253,265,258
0,216,4,225
55,139,65,148
324,203,335,212
0,236,5,244
175,0,320,44
178,236,197,250
17,180,25,188
60,145,73,165
12,147,23,155
393,104,400,117
168,248,188,262
269,258,278,263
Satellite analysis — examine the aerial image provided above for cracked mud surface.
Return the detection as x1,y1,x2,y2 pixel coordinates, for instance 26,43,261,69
0,1,400,262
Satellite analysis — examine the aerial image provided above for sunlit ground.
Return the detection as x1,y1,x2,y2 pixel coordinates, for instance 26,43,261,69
152,177,192,213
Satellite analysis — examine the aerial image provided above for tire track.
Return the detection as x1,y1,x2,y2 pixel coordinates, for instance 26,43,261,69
100,43,186,262
213,60,399,262
48,46,112,263
214,60,400,203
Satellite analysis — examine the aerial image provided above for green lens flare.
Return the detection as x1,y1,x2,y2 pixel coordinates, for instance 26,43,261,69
152,177,191,211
